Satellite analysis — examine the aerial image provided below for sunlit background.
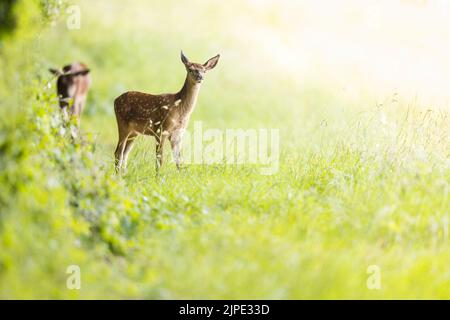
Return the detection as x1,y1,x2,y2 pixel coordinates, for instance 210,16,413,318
48,0,450,106
0,0,448,299
74,0,450,107
238,0,450,105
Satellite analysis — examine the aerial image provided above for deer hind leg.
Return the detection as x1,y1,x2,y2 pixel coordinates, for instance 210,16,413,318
71,97,86,125
114,125,130,173
155,135,166,173
122,133,138,172
70,97,81,118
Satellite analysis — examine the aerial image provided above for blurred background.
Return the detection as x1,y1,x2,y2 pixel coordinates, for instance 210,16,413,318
19,0,448,162
0,0,448,299
32,0,450,155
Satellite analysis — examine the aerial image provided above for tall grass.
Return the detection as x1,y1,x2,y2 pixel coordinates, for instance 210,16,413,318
0,0,449,298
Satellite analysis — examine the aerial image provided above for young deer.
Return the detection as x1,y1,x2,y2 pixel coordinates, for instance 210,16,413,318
49,62,91,120
114,51,220,173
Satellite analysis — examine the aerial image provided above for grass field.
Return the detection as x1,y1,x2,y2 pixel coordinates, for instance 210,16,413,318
0,0,449,299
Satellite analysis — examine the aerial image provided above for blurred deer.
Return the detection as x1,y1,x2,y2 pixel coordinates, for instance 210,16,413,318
49,62,91,120
114,51,220,173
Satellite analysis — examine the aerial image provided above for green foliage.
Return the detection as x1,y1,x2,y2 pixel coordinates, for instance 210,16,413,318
0,0,449,298
0,0,17,36
0,0,64,39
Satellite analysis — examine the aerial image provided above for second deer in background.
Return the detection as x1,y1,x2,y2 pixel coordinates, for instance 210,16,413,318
113,51,220,173
49,62,91,121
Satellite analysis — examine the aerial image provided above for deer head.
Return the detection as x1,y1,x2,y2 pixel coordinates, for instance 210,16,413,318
181,50,220,84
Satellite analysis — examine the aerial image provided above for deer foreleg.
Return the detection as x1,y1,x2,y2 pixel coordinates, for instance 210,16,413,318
170,134,183,170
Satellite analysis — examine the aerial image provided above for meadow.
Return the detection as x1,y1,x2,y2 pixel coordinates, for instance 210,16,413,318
0,0,449,299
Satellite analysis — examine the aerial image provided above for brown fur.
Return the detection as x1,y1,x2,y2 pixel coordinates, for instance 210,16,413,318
49,62,91,119
114,51,220,173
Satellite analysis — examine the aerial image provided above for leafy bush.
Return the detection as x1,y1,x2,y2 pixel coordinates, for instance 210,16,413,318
1,0,449,299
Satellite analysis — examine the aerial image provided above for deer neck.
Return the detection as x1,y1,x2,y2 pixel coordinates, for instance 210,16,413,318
177,75,202,114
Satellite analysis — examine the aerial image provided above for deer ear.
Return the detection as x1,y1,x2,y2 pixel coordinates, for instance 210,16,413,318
49,68,62,76
181,50,190,65
71,69,90,76
204,54,220,70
